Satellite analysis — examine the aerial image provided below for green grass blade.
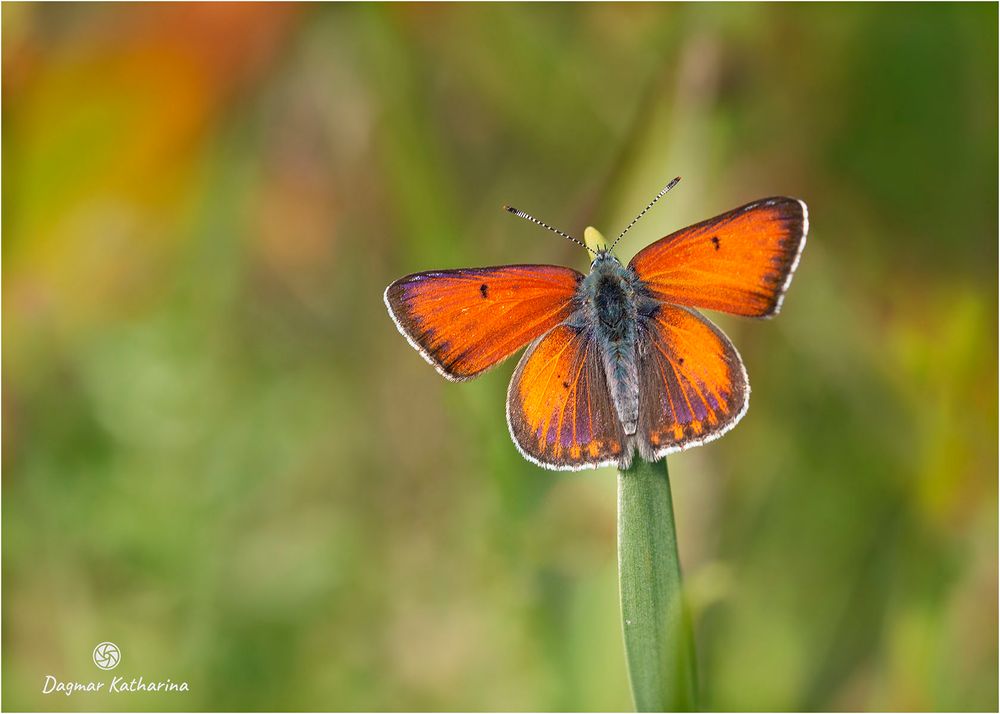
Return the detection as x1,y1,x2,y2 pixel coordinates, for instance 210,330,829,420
618,457,698,712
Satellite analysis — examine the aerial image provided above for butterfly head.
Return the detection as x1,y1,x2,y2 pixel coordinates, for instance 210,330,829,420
584,226,622,267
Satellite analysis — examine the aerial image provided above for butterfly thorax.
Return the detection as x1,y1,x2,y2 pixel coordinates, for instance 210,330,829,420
575,252,643,435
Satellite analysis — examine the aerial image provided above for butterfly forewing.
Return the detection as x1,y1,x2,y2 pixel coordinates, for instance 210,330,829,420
630,197,808,318
507,324,627,470
384,265,582,380
636,305,749,460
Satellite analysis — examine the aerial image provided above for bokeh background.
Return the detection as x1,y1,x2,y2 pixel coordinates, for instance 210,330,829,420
3,3,997,711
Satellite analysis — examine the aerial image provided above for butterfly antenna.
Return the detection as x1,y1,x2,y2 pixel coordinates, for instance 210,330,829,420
503,204,596,255
609,176,682,252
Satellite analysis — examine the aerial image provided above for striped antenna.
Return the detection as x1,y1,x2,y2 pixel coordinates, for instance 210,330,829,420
609,176,682,252
503,204,595,255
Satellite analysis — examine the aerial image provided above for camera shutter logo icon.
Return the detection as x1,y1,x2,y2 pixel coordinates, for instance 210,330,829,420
93,642,121,670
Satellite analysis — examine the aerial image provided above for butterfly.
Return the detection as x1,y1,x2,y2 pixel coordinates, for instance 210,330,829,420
384,178,808,470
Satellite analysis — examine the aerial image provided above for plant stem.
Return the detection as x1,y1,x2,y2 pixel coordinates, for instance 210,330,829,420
618,456,697,711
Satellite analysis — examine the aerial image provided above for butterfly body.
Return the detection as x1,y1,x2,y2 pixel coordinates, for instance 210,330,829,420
573,252,648,438
385,194,808,471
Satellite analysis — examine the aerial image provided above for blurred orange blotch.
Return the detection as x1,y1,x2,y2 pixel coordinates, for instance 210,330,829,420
3,4,300,354
252,122,341,298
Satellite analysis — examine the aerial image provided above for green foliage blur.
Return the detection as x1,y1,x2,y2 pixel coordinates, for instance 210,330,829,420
3,4,997,711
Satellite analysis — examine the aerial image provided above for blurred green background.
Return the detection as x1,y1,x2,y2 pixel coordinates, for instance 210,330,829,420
3,3,997,711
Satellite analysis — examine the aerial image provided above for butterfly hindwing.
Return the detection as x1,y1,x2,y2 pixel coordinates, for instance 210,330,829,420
384,265,582,381
636,305,749,460
629,197,808,318
507,324,627,470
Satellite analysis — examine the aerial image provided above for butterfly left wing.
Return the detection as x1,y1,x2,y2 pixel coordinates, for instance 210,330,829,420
384,265,582,381
635,305,749,460
629,197,808,318
507,324,627,470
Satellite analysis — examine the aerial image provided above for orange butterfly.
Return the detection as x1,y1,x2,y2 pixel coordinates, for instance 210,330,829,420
384,178,808,470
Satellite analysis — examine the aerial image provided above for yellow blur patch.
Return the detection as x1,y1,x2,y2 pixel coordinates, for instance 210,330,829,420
584,226,608,253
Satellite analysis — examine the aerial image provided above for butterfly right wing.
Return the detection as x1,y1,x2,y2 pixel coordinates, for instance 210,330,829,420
635,305,749,460
629,197,807,318
507,324,627,470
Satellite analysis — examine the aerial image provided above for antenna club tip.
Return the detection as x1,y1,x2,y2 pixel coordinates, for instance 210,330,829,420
503,204,516,213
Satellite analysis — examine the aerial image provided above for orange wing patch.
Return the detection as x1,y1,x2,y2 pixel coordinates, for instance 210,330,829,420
630,197,808,318
384,265,582,381
507,325,626,470
636,306,748,459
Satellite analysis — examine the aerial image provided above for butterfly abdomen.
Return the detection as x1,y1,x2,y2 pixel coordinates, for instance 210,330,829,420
580,255,641,439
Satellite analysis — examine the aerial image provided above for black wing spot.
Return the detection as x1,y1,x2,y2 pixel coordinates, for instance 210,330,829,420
710,236,720,250
479,283,489,298
562,381,570,389
678,357,685,365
